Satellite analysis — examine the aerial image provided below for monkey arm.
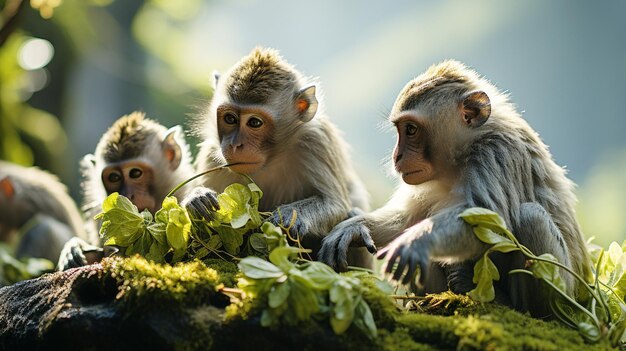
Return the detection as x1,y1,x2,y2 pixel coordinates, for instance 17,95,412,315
270,193,349,240
378,204,489,285
318,202,409,271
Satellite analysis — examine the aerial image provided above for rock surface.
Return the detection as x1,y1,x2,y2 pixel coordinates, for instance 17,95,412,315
0,257,616,351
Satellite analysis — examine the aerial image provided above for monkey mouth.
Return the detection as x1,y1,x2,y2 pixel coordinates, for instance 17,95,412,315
227,162,264,174
403,169,423,177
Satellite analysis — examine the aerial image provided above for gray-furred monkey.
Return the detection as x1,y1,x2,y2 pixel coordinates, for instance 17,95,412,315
0,161,85,263
319,60,592,316
183,47,372,268
57,112,196,270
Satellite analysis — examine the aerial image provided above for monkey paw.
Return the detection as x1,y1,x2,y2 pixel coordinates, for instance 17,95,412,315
318,216,377,272
268,206,309,238
57,237,103,271
182,187,220,221
378,232,430,286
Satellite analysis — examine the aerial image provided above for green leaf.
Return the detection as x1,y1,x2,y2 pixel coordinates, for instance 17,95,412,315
330,279,356,334
208,234,222,249
353,299,377,338
490,241,520,253
468,255,499,302
473,226,508,245
216,183,252,228
269,246,304,272
301,262,337,290
261,221,288,251
194,247,209,259
145,240,169,263
268,281,291,308
96,193,146,246
216,225,244,255
147,222,167,245
155,197,191,251
288,275,320,320
472,254,500,284
459,208,508,234
238,256,285,279
529,254,567,292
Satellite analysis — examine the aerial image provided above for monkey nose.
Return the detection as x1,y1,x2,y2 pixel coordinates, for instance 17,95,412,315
395,153,403,163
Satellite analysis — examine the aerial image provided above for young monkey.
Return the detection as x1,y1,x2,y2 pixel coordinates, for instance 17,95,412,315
57,112,196,270
183,47,372,268
319,60,592,316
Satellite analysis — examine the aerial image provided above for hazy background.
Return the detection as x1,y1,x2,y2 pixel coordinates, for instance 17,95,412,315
2,0,625,246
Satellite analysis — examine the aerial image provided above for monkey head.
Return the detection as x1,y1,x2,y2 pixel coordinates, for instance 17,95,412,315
209,47,318,175
390,61,492,185
89,112,191,213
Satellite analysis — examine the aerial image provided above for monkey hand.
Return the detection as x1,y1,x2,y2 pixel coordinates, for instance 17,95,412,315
377,227,431,287
182,187,220,221
318,216,377,272
57,237,104,271
268,205,311,238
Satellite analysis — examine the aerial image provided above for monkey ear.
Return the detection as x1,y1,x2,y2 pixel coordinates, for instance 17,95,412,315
212,71,221,89
162,126,183,170
0,176,15,199
82,154,97,167
295,85,319,122
461,90,491,128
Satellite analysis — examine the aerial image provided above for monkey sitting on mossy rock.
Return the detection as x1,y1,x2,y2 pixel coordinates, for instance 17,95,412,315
0,256,611,350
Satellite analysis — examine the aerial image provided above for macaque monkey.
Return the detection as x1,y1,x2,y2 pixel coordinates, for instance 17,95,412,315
184,47,372,267
0,161,85,263
57,112,196,270
319,60,592,316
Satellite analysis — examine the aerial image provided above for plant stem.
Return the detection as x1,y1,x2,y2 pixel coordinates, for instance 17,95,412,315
166,163,240,198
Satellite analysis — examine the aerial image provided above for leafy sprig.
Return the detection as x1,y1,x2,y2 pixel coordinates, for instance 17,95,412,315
237,234,377,338
460,207,626,347
94,171,378,338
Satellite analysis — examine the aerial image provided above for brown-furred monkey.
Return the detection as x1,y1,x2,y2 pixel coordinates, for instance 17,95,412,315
0,161,85,264
183,47,372,268
319,60,592,316
57,112,195,270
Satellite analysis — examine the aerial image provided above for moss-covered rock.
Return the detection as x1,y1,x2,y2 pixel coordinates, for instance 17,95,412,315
0,257,617,351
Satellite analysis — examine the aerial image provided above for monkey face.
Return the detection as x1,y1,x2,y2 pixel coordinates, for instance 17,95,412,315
391,113,435,185
216,105,275,174
101,161,157,212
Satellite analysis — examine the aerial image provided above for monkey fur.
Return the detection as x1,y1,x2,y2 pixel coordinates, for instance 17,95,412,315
57,111,196,270
319,60,592,316
0,161,86,263
185,47,372,267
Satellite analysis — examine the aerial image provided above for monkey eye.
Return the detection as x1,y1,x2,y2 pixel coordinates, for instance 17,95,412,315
108,172,122,183
247,117,263,128
224,113,238,125
129,168,143,179
406,124,418,136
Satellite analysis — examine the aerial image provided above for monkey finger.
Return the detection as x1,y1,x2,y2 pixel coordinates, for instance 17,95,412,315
336,237,351,272
201,190,220,211
377,246,390,259
384,247,402,274
361,232,377,254
417,259,429,287
392,252,409,281
403,256,419,285
68,245,88,268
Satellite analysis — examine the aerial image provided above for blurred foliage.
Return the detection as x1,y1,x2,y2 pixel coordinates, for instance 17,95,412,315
578,148,626,247
0,0,111,169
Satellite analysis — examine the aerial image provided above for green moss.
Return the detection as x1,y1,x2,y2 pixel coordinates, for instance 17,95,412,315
101,256,225,308
202,258,238,287
376,328,438,351
360,277,399,329
95,257,616,350
392,297,615,351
